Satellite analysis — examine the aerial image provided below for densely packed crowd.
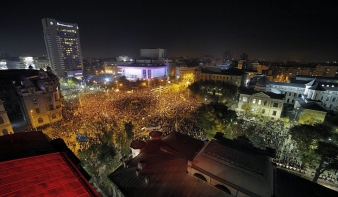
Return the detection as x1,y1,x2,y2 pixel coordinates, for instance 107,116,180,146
45,86,337,185
243,118,338,184
47,88,203,152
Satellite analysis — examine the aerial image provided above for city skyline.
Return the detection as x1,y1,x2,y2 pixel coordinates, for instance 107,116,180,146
1,1,337,62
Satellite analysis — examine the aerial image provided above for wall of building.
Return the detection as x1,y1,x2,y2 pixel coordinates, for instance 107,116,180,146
314,65,338,77
176,66,197,82
0,100,14,135
238,93,284,119
195,70,243,87
140,49,167,59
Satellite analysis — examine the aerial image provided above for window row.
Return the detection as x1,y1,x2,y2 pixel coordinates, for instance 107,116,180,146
246,107,278,116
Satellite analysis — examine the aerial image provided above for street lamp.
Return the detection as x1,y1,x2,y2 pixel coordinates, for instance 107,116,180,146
295,107,300,121
30,110,34,130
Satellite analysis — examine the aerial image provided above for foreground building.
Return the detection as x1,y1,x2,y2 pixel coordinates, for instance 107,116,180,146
0,131,99,196
108,131,226,197
42,18,83,77
108,131,337,197
188,133,275,196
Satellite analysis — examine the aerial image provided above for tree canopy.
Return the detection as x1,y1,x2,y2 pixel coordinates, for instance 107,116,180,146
188,81,239,106
78,124,118,195
298,112,316,124
289,123,338,182
124,121,134,140
196,102,237,139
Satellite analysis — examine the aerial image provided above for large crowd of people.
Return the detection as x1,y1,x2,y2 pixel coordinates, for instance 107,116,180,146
243,118,338,184
43,85,338,186
47,88,204,152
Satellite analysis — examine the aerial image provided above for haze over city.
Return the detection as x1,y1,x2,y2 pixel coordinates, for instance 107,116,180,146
1,0,337,62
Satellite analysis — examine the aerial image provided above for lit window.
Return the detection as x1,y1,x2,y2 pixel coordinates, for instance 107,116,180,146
253,99,256,104
242,97,248,102
258,100,262,105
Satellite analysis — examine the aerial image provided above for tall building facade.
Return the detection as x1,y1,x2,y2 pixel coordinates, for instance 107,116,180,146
223,49,232,62
42,18,83,77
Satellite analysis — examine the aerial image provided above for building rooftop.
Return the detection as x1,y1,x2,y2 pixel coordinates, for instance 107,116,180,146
309,83,326,91
191,135,274,197
201,67,245,76
0,152,99,197
271,81,306,88
294,98,328,112
0,132,55,162
117,63,166,68
0,131,99,197
292,75,338,84
240,90,285,100
108,132,226,197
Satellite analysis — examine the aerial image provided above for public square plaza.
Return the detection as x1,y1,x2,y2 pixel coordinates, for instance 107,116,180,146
42,84,338,191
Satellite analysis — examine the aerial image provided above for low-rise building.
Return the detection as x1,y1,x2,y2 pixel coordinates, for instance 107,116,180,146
238,91,285,119
108,131,338,197
195,67,246,87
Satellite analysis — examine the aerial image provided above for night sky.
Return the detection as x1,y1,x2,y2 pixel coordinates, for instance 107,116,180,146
1,0,337,62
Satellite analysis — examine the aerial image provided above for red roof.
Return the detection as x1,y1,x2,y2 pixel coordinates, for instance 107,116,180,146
0,152,99,197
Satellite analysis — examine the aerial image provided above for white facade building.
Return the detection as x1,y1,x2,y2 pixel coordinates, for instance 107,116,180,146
118,63,167,80
42,18,83,77
0,99,13,135
117,49,169,80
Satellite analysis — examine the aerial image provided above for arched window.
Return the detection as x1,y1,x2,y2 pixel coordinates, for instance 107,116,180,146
194,173,207,182
38,118,43,123
0,117,4,124
215,184,231,194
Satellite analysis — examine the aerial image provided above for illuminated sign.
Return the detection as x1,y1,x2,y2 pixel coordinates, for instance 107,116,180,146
57,22,73,27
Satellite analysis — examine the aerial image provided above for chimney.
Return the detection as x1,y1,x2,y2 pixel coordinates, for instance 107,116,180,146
138,160,146,170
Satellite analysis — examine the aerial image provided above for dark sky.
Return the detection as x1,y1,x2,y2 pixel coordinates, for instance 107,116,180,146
1,0,337,61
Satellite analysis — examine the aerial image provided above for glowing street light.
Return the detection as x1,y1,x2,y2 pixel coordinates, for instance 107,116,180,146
30,110,34,129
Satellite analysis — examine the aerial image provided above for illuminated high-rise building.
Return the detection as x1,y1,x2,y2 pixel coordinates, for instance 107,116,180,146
42,18,83,77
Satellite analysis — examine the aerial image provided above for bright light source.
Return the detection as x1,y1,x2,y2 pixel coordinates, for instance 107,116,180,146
105,78,110,82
